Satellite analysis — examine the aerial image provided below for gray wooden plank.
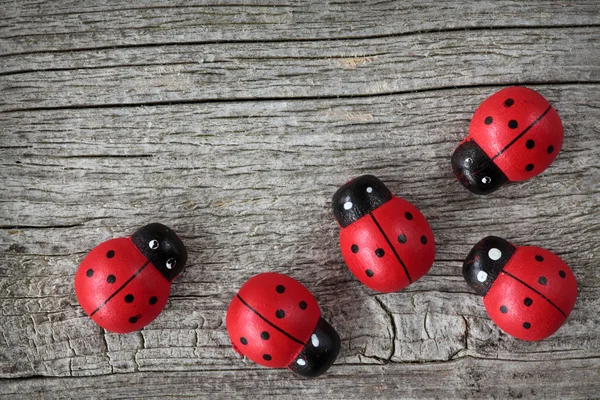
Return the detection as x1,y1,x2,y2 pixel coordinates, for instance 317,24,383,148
1,358,599,399
1,85,598,383
2,27,599,111
1,1,599,56
1,1,599,397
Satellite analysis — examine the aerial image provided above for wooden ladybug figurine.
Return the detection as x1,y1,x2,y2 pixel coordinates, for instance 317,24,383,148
75,223,187,333
451,86,563,195
226,273,340,378
332,175,435,293
462,236,577,341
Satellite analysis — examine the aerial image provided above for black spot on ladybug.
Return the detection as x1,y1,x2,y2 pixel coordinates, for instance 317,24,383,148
526,139,535,149
261,331,270,340
276,285,285,294
263,354,272,361
366,269,374,278
538,276,547,285
508,120,518,129
523,322,531,329
86,269,94,277
500,305,508,314
405,212,413,220
129,316,139,324
375,248,385,257
504,98,514,107
484,116,493,125
547,145,555,154
240,337,248,345
398,234,407,244
524,297,533,306
275,309,285,319
351,244,359,253
124,294,134,303
525,164,534,172
535,255,544,262
107,275,116,284
559,270,566,279
149,296,158,305
420,236,427,245
299,301,307,310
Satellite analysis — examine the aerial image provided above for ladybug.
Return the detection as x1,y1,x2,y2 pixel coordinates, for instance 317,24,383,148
451,86,564,195
462,236,577,341
226,273,340,378
332,175,435,293
75,223,187,333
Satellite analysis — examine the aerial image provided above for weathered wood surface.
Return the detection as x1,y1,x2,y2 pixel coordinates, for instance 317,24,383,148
0,1,599,398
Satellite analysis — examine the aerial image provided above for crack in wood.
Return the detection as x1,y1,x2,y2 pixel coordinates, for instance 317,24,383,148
374,296,396,362
424,310,432,340
3,23,600,58
3,81,600,114
101,330,114,375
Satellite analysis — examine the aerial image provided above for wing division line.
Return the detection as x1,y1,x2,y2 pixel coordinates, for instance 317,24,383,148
89,260,150,317
500,270,567,318
369,213,412,283
236,294,304,345
492,105,552,160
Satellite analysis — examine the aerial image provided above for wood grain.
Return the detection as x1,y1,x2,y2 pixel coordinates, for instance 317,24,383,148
1,1,599,55
2,27,600,111
1,0,599,398
1,358,600,399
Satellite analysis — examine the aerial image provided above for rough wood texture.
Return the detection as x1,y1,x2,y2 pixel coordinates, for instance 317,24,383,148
1,1,599,398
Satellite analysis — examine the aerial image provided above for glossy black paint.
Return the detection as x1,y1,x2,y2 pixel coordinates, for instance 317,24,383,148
451,140,509,195
288,317,340,378
332,175,392,228
131,223,187,281
462,236,516,296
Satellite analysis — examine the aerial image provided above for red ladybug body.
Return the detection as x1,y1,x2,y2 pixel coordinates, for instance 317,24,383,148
332,175,435,293
226,273,340,378
463,236,577,341
452,86,563,194
75,223,187,333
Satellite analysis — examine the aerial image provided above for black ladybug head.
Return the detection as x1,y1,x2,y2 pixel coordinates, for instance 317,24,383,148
131,223,188,282
462,236,516,296
451,140,508,195
332,175,392,228
287,317,340,378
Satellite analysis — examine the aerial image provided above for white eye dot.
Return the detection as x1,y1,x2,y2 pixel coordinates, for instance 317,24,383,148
465,157,473,164
296,358,306,366
149,240,159,250
366,187,373,193
166,258,176,270
488,248,502,261
482,176,491,184
477,271,488,282
343,201,353,210
311,334,320,348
